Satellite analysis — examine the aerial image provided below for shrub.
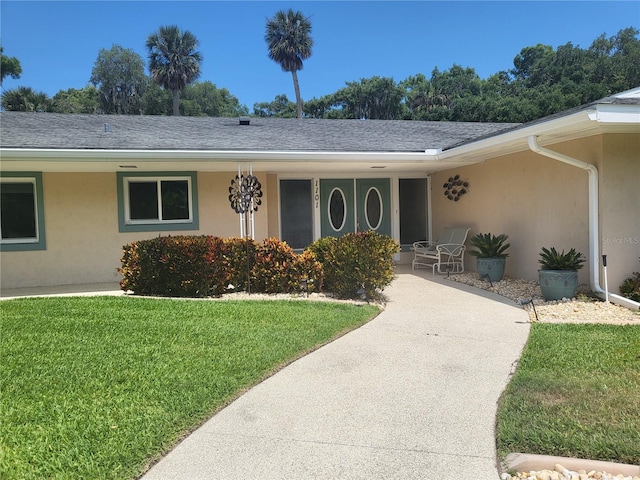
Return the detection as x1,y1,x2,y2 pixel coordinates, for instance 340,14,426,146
251,238,323,294
539,246,586,271
252,238,300,293
119,235,227,297
294,249,324,294
309,231,399,300
620,259,640,302
121,236,323,297
120,232,398,299
306,236,336,266
468,232,510,258
222,237,258,292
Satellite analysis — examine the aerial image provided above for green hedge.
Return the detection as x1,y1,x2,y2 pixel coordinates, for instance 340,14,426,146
308,231,400,300
120,235,227,297
120,232,398,299
120,236,322,297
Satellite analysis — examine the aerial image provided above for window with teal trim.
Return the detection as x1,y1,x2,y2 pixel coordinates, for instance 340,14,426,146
117,172,199,233
0,173,47,251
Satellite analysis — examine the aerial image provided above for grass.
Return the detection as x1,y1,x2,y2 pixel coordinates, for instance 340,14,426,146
0,296,379,480
496,323,640,465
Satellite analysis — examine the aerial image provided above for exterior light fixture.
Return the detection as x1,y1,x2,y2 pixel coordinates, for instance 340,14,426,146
520,299,539,322
479,273,493,287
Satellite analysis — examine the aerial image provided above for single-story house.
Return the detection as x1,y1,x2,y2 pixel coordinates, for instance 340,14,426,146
1,88,639,307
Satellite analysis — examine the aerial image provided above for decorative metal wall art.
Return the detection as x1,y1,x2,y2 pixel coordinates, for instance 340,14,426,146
228,169,263,239
443,175,469,202
229,174,263,214
228,168,263,294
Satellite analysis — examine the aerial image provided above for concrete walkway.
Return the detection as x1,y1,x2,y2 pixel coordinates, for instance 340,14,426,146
139,267,530,480
0,282,124,299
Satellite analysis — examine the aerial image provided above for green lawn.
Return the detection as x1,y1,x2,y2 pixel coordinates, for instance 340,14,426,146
0,296,379,480
497,323,640,465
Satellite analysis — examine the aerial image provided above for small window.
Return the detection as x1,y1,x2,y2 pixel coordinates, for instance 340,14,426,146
329,188,346,231
364,187,382,230
0,173,46,251
117,172,199,232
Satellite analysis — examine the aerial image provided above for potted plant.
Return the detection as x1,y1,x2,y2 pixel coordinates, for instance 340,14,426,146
538,246,586,301
469,233,510,282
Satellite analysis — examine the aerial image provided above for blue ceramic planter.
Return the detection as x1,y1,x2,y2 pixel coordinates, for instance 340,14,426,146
477,257,506,282
538,270,579,301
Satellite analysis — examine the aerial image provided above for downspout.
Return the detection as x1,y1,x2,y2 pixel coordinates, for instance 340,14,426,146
527,136,639,310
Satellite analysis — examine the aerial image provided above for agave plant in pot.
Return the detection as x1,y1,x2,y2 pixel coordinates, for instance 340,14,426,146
538,246,586,301
469,233,510,282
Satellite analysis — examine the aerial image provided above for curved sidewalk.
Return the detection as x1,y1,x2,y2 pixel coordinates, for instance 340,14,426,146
142,267,530,480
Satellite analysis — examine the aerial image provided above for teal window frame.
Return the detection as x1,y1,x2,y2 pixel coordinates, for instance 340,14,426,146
117,171,199,233
0,172,47,252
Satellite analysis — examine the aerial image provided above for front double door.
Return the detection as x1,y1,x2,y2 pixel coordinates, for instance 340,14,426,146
320,178,391,237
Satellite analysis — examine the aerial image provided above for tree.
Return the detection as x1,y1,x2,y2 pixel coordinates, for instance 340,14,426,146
90,44,146,114
140,82,172,115
253,94,297,117
146,25,202,116
511,44,555,86
1,46,22,85
588,27,640,94
302,95,335,118
181,81,248,117
332,76,405,120
265,9,313,119
51,87,100,113
400,67,482,121
401,73,433,120
1,87,51,112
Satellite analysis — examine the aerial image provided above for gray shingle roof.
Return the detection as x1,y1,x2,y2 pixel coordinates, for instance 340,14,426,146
0,112,519,152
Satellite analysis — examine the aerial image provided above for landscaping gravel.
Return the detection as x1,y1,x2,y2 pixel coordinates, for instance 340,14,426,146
446,273,640,325
501,463,639,480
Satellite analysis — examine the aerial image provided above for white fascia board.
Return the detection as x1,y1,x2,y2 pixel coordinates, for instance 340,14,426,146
589,103,640,124
436,109,598,162
438,102,639,163
615,86,640,98
0,148,440,163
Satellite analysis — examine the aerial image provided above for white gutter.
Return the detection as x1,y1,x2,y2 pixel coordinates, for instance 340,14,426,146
527,135,639,310
0,148,440,163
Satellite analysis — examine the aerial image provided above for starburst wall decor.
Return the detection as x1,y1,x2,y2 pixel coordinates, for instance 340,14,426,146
228,174,263,214
443,175,470,202
228,172,263,240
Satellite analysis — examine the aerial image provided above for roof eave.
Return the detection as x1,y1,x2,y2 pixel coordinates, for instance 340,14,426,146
436,103,640,164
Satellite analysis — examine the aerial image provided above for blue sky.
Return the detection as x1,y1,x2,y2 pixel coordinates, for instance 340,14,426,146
1,1,638,110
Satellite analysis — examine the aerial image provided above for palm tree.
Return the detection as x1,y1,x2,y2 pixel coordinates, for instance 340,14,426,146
146,26,202,116
1,46,22,85
265,9,313,119
1,87,50,112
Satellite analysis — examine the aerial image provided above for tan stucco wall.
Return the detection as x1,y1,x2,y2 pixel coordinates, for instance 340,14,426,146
432,133,639,294
197,172,269,239
432,142,592,285
599,134,640,291
2,133,636,293
2,173,123,288
266,173,280,239
0,171,270,289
